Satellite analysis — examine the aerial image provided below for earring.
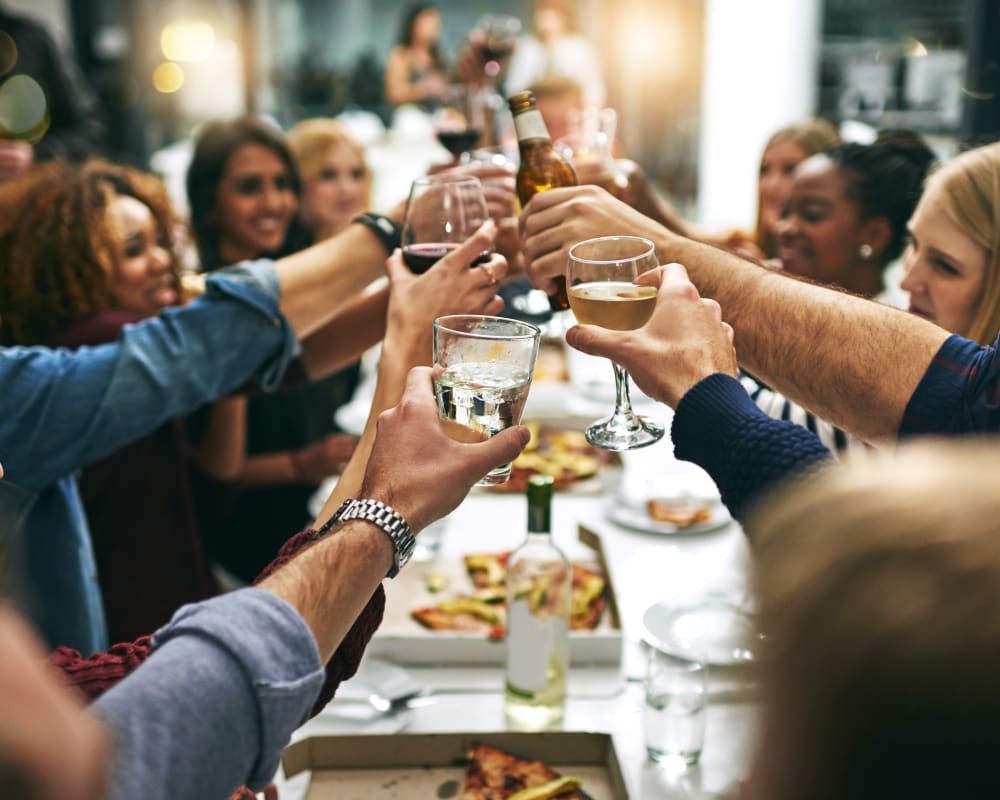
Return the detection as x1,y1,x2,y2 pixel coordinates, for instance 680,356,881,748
858,244,873,260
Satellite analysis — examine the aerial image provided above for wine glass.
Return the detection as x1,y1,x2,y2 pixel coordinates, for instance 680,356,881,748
475,14,521,83
433,84,485,164
401,175,490,273
566,236,664,450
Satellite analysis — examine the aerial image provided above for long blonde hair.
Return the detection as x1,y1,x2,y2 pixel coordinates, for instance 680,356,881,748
928,141,1000,345
746,442,1000,799
755,119,841,258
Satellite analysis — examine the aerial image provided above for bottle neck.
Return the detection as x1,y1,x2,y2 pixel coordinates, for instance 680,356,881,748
512,108,551,145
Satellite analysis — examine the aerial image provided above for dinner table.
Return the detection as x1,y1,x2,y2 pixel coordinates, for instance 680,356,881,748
276,342,760,799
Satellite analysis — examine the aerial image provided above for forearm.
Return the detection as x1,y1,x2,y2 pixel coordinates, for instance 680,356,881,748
238,451,304,486
190,397,247,480
275,224,388,339
672,374,834,522
664,234,950,440
256,521,391,662
299,281,389,380
314,331,429,521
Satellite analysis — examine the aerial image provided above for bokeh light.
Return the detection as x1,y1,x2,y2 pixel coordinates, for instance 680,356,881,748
0,74,49,142
160,21,215,63
0,31,17,76
152,61,185,94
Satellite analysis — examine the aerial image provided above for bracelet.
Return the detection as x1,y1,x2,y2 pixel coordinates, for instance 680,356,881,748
352,213,402,254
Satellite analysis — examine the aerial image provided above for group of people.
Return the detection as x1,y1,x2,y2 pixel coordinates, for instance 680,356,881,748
2,6,1000,795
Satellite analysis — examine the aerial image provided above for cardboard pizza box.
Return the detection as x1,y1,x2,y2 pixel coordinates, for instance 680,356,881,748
283,731,630,799
368,527,622,666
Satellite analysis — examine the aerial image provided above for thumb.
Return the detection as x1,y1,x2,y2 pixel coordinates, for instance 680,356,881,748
440,219,496,273
565,323,623,362
465,424,531,479
385,248,410,283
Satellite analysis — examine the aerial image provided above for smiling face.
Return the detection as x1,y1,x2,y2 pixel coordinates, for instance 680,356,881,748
214,143,297,264
758,137,810,241
301,142,370,239
901,185,988,336
104,195,178,318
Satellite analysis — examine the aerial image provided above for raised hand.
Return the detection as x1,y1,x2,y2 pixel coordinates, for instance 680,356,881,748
566,263,737,408
519,184,673,297
360,366,530,532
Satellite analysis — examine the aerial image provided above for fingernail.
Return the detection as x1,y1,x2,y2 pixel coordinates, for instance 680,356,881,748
516,425,531,446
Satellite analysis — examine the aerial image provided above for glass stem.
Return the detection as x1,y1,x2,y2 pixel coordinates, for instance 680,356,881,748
612,361,635,422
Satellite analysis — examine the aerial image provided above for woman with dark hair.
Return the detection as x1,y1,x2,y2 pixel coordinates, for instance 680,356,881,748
384,3,449,110
186,116,363,584
777,130,938,300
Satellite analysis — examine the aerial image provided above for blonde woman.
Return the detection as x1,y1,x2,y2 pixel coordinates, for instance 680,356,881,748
288,119,372,241
901,141,1000,345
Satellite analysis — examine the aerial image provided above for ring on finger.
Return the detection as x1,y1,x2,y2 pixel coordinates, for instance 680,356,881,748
483,263,497,286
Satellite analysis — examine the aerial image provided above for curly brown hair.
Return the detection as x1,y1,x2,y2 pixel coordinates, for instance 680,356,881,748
0,158,180,345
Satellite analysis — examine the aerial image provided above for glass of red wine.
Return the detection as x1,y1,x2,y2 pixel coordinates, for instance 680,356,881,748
433,85,484,164
475,14,520,83
401,175,491,274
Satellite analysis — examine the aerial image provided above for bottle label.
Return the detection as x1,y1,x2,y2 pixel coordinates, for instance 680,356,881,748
513,109,550,143
505,599,552,693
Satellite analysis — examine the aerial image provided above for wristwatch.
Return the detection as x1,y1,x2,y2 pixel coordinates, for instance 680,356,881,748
319,498,415,578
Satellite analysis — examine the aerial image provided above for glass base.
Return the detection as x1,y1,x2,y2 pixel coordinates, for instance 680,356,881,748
475,463,512,487
586,413,664,451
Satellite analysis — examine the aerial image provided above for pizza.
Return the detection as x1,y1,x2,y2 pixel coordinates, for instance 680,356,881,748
461,743,590,800
646,498,713,527
490,424,621,493
410,553,607,635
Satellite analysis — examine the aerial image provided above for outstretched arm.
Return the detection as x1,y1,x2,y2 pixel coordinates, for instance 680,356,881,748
521,185,951,441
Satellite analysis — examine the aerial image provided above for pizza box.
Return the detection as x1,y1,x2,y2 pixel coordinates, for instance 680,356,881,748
368,527,622,666
283,731,630,799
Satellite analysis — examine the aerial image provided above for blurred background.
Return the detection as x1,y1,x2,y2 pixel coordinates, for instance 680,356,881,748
8,0,995,231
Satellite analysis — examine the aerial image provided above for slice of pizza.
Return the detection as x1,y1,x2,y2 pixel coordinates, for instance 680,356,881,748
461,743,591,800
646,498,713,527
411,597,506,639
464,552,511,589
570,564,607,631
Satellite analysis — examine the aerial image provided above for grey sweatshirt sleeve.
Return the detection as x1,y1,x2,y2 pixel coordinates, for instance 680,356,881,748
93,588,324,799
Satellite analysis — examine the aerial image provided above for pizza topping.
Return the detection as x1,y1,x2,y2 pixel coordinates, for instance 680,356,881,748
507,777,583,799
646,498,712,527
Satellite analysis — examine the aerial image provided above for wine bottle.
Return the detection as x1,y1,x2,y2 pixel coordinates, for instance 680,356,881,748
508,91,578,311
504,474,571,730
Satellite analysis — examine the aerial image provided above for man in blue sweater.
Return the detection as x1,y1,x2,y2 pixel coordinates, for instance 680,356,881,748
520,185,1000,516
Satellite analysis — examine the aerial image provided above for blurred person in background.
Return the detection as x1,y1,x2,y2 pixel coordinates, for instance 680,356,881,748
384,3,449,112
747,441,1000,799
504,0,605,108
0,159,240,643
288,118,372,242
0,2,105,181
186,116,367,584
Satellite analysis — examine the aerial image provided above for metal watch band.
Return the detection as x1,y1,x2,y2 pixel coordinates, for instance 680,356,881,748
319,498,415,578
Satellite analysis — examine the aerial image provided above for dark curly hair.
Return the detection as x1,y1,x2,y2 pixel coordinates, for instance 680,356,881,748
824,130,938,262
185,115,310,271
0,158,180,345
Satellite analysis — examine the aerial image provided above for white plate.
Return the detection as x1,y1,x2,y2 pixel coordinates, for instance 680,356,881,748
605,500,731,536
642,599,758,666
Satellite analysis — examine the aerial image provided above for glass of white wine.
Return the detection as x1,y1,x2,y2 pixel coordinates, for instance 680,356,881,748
566,236,664,450
433,315,541,485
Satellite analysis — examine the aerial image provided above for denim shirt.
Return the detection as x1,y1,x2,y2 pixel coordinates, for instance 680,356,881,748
0,260,299,655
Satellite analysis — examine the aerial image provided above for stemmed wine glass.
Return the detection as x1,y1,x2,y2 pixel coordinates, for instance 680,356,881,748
475,14,521,84
566,236,664,450
401,175,490,273
433,85,485,163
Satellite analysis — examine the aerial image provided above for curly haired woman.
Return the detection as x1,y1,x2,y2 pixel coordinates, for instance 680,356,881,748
0,158,238,642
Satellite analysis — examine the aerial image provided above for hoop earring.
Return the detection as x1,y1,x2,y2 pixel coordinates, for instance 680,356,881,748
858,244,873,260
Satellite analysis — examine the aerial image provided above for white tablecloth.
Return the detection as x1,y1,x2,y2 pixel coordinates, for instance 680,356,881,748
281,383,758,799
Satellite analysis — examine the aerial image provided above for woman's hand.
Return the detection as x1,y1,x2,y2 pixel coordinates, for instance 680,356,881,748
384,219,507,350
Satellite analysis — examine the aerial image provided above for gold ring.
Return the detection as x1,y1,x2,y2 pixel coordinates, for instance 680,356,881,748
484,264,497,286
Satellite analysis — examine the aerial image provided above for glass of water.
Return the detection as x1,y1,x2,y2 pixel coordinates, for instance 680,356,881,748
644,644,708,765
433,315,541,486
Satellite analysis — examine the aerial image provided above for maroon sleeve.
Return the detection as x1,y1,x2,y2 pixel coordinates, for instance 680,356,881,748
50,527,386,716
